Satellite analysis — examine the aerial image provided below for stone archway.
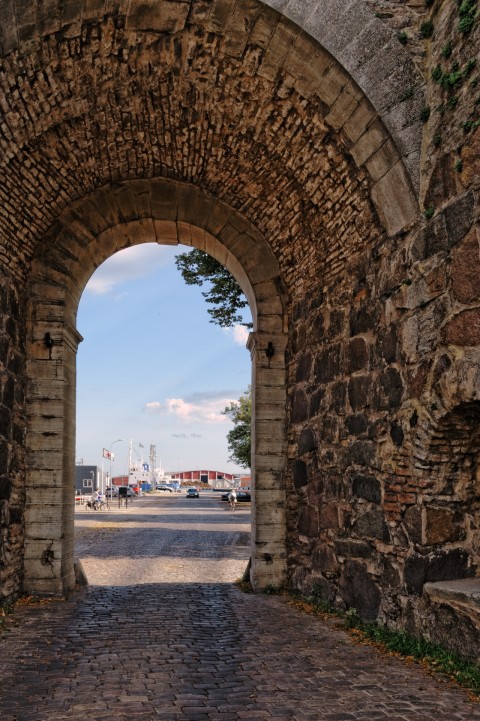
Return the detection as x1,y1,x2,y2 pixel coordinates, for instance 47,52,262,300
24,178,288,595
0,0,427,609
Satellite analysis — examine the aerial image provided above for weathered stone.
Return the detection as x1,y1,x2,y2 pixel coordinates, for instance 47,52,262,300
346,336,369,373
382,557,401,588
339,560,381,620
424,507,464,545
293,460,308,489
330,381,347,415
346,414,368,436
450,229,480,304
432,353,452,386
298,506,318,537
377,326,397,363
335,539,372,558
389,422,404,447
295,353,312,382
327,309,346,339
424,152,457,209
0,477,12,500
405,548,473,595
442,309,480,346
345,441,375,468
312,544,339,574
444,192,475,248
406,359,431,398
0,407,12,438
459,126,480,188
403,505,422,544
353,510,390,542
298,427,316,455
320,415,338,443
319,503,340,530
314,344,342,384
373,367,403,410
309,576,336,604
352,474,381,504
411,214,448,261
348,374,371,411
308,387,325,418
0,441,9,476
291,390,308,423
349,303,378,335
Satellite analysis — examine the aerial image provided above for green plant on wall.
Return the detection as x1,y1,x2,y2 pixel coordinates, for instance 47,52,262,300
420,106,431,122
420,19,434,38
441,40,453,58
458,0,477,33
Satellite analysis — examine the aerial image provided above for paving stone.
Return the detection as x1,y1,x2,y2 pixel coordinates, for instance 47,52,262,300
1,497,480,721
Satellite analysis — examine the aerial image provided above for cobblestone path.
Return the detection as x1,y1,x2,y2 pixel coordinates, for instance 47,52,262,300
1,495,479,721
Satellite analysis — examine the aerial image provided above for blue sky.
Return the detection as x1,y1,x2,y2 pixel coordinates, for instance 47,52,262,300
76,243,252,476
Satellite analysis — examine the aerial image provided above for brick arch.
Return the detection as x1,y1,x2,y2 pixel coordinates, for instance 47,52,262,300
0,0,420,279
24,178,288,595
407,402,480,588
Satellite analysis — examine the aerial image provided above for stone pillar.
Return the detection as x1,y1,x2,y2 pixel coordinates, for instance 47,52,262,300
24,317,82,596
248,330,287,590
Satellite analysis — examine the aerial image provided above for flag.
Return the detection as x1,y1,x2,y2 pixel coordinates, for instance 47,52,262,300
103,448,112,460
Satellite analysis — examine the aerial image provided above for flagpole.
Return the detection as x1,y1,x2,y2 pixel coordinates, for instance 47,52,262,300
104,440,123,506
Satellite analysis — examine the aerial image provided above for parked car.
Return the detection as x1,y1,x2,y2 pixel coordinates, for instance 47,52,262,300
221,490,251,503
118,486,135,498
186,487,199,498
156,484,173,492
105,487,118,498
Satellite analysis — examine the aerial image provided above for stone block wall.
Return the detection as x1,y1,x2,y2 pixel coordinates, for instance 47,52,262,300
285,0,480,655
0,275,26,602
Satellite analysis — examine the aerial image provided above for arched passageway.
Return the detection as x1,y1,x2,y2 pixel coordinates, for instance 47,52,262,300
1,0,421,602
2,0,480,658
25,179,288,594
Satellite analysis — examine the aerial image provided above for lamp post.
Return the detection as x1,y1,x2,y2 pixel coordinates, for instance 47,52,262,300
109,438,123,506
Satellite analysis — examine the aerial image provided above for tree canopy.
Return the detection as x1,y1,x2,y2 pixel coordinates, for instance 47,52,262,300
222,387,251,469
175,248,252,328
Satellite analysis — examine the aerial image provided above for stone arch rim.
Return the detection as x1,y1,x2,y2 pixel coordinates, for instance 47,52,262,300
24,178,289,596
0,0,421,241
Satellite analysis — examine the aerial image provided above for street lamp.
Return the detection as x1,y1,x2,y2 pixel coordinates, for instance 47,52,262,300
108,438,123,505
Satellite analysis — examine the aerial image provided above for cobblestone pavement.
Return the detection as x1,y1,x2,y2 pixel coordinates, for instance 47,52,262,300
1,494,479,721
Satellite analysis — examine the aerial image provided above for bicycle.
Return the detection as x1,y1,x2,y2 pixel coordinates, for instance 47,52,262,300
86,499,107,511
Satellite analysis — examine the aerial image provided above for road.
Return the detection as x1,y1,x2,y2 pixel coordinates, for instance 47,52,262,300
75,491,251,586
0,492,479,721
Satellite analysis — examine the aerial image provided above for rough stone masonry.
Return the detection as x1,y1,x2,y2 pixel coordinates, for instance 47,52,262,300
0,0,479,658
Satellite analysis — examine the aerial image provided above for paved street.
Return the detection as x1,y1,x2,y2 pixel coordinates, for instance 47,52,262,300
1,493,479,721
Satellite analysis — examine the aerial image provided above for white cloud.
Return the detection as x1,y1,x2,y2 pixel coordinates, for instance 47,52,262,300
223,324,250,346
86,244,176,295
144,394,235,424
145,401,162,412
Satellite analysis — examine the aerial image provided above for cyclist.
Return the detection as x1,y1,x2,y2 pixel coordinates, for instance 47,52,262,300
228,489,237,511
